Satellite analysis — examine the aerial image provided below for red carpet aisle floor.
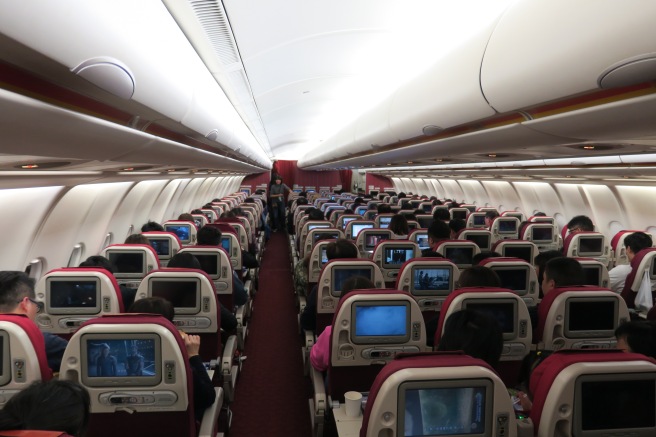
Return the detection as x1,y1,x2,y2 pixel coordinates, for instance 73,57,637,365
229,232,313,436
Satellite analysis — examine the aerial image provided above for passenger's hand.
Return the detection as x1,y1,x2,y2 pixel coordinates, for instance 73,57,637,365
183,333,201,357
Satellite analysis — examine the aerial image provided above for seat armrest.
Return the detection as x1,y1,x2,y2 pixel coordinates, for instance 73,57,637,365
221,335,239,402
198,387,224,437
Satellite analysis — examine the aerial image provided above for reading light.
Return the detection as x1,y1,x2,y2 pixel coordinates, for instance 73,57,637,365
122,167,134,171
21,164,39,169
488,154,497,158
582,145,596,150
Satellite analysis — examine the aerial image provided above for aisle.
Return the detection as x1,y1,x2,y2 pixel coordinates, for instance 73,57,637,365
229,232,313,436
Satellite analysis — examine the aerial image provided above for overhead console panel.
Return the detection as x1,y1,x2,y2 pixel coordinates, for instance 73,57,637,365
481,0,656,113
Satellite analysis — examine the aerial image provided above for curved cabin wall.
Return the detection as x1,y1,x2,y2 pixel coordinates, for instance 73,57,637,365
391,177,656,239
0,176,242,274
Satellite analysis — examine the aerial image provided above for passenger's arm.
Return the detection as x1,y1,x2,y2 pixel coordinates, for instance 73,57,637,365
232,272,249,306
300,287,317,332
185,334,215,410
42,332,68,373
309,327,331,372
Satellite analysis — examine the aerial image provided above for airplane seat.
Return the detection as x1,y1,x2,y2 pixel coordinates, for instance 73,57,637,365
344,220,375,241
478,257,539,306
99,244,160,290
610,230,656,268
521,223,560,251
395,257,460,318
190,214,208,229
490,216,520,243
306,239,339,286
492,240,538,265
360,352,517,437
563,231,610,266
433,240,481,270
199,208,219,223
59,314,223,437
574,257,610,288
371,240,421,286
298,220,332,253
34,268,124,338
456,228,493,251
214,219,249,253
336,214,360,231
448,207,469,221
620,247,656,311
142,231,182,267
309,289,427,436
408,229,430,252
501,210,525,222
465,211,487,229
133,268,240,402
302,228,343,259
356,228,393,259
163,220,198,246
0,314,53,407
202,224,243,271
529,349,656,437
535,286,630,351
528,215,555,224
374,213,394,229
433,287,532,387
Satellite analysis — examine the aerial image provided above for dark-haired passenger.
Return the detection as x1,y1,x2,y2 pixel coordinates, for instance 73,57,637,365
484,210,499,230
141,221,164,232
566,215,594,234
0,271,68,372
436,309,503,368
79,255,137,308
0,380,90,436
448,218,466,239
421,220,451,256
541,257,584,297
389,214,409,239
615,321,656,358
609,231,654,294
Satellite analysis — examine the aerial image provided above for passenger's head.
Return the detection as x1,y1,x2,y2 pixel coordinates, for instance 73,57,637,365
567,215,594,233
534,250,564,283
141,221,164,232
542,257,584,296
128,296,174,322
341,276,375,295
433,208,450,222
177,213,194,222
0,380,90,436
472,251,502,266
448,219,466,239
377,204,392,214
297,197,309,206
124,233,151,245
326,239,358,260
0,271,39,318
308,209,325,221
426,221,451,247
79,255,115,274
484,210,499,228
389,214,409,236
615,321,656,358
457,266,501,288
167,252,202,270
197,225,221,246
437,309,503,368
624,232,653,261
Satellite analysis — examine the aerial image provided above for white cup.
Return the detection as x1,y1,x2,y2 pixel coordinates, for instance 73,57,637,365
344,391,363,417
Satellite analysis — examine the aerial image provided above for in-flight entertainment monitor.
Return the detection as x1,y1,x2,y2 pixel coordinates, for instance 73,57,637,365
472,215,486,227
416,216,434,229
502,245,534,263
320,247,329,267
384,246,415,268
451,209,467,221
308,223,331,231
463,298,517,341
415,234,430,251
491,266,529,296
565,297,618,338
147,238,171,258
378,216,392,228
574,373,656,437
351,222,374,238
411,266,452,296
351,301,410,345
530,226,554,244
46,277,102,315
444,246,474,267
81,333,161,387
164,224,192,244
0,331,10,386
149,277,201,315
497,219,517,234
577,236,604,257
465,234,490,250
331,266,374,296
365,232,390,251
313,231,340,244
107,250,146,278
191,253,220,278
220,236,231,253
581,264,603,286
398,379,493,437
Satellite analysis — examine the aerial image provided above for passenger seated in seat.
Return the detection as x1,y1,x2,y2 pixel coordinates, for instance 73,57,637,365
433,208,450,223
0,271,68,372
128,297,215,421
541,257,584,297
197,226,249,307
178,212,195,222
389,214,409,239
166,252,238,334
310,276,376,372
79,255,137,309
300,239,359,332
0,380,90,436
449,219,466,239
484,211,499,230
422,220,451,256
615,320,656,358
534,250,563,298
609,231,654,294
436,309,503,368
472,251,502,266
124,233,151,245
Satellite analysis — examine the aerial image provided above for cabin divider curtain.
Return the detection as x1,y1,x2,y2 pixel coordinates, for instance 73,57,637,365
339,170,352,192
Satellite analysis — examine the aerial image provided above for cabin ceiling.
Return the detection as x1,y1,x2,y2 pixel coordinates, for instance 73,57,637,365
0,0,656,183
